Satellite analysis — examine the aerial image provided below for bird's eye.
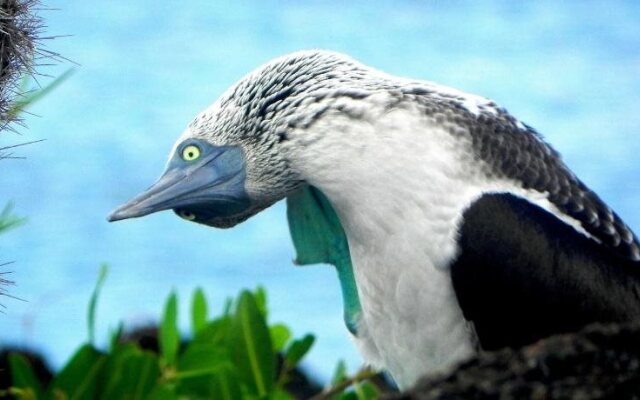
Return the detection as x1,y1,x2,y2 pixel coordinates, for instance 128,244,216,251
181,145,201,161
178,210,197,221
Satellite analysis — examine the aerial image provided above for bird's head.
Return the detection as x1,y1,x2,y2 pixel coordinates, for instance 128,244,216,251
108,50,358,228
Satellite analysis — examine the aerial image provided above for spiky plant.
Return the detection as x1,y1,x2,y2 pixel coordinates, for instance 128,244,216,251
0,0,50,300
0,204,23,304
0,0,48,131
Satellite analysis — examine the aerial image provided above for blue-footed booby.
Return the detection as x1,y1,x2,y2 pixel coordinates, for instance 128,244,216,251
108,50,640,389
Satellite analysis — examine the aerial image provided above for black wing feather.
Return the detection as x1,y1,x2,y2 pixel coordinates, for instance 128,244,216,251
468,120,640,261
451,193,640,351
404,87,640,261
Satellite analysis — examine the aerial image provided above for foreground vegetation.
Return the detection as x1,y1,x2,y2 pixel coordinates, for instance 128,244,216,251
1,267,381,399
0,3,381,397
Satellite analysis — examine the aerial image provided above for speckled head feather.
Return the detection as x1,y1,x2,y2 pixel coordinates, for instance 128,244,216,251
171,50,384,227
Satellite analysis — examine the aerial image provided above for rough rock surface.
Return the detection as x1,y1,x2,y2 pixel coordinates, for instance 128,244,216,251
389,323,640,400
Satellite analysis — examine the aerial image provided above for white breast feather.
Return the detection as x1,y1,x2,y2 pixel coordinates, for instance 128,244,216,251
283,91,589,389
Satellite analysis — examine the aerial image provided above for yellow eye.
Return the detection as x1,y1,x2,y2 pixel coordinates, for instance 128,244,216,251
178,210,196,221
181,145,201,161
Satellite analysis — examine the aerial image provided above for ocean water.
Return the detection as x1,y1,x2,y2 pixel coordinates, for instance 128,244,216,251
0,0,639,381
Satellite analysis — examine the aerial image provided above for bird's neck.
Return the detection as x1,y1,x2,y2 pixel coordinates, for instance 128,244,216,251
284,99,483,267
283,103,486,386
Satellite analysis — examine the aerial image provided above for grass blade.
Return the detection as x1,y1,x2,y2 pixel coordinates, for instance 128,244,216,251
161,291,179,367
191,287,208,336
8,69,75,118
88,264,108,345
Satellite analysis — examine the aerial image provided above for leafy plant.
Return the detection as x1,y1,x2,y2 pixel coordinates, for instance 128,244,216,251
6,69,75,122
0,70,72,303
2,267,320,399
0,202,25,303
310,362,379,400
0,203,25,234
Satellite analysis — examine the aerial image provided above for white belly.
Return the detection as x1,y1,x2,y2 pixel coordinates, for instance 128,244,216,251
345,212,476,389
286,105,483,388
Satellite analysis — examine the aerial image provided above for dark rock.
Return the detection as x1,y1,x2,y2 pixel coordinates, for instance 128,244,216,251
118,324,161,353
0,346,53,397
389,323,640,400
276,353,323,400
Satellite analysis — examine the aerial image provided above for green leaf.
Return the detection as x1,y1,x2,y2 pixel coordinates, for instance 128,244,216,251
177,343,230,376
100,343,137,398
160,291,180,367
254,286,268,317
269,324,292,352
222,296,233,316
49,344,106,400
228,290,275,397
269,388,296,400
191,287,208,336
5,388,38,400
8,69,75,117
108,321,124,352
354,382,379,400
100,346,160,400
8,353,44,398
191,317,231,346
337,392,358,400
209,369,242,400
175,343,233,397
145,384,178,400
332,360,348,384
88,264,108,345
0,202,25,235
284,334,315,367
119,351,159,400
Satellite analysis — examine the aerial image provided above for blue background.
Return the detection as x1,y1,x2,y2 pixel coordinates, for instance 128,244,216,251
1,1,639,381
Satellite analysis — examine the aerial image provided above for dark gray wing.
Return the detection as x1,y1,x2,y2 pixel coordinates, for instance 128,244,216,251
451,193,640,350
403,86,640,261
469,117,640,261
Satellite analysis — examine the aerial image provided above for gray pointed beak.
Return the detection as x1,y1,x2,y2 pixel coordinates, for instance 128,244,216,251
108,169,188,222
108,145,249,223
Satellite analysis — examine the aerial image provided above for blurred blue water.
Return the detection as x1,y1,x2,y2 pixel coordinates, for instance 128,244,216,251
0,0,639,381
